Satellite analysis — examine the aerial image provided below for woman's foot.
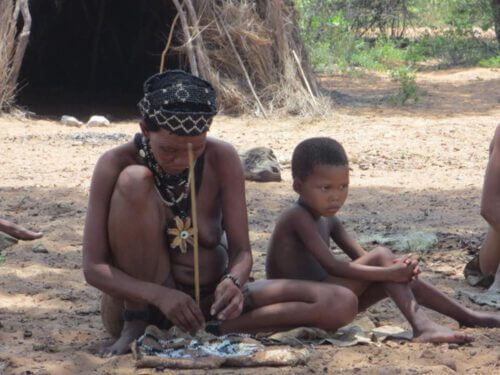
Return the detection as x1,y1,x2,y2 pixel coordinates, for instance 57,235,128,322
100,320,148,357
413,321,474,344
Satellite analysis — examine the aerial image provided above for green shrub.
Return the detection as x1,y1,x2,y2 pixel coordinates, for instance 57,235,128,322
478,55,500,67
389,66,420,105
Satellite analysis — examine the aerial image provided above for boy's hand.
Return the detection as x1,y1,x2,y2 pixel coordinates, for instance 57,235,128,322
393,254,421,279
210,278,244,320
389,261,418,283
155,288,205,335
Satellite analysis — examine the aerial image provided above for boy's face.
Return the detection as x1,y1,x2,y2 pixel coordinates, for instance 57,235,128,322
295,164,349,217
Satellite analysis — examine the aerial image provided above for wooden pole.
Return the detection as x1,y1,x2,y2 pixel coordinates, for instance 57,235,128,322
188,143,200,306
160,12,181,73
172,0,199,76
292,50,317,105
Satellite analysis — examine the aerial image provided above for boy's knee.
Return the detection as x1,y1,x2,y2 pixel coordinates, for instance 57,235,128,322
317,288,358,330
115,165,154,203
373,246,395,264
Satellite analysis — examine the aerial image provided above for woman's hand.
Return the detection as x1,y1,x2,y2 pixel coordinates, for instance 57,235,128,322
155,288,205,334
210,278,244,320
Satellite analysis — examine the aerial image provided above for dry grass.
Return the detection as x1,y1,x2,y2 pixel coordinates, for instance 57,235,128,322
181,0,329,116
0,0,17,112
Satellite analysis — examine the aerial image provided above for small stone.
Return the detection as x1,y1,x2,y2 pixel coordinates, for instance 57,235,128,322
32,244,48,254
442,360,457,372
419,349,435,359
23,330,32,338
60,115,83,127
448,343,459,350
86,115,111,127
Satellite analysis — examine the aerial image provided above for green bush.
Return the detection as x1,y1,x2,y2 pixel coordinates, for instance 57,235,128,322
478,55,500,67
389,66,420,105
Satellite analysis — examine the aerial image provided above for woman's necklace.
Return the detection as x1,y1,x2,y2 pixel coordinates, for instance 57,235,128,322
135,133,202,253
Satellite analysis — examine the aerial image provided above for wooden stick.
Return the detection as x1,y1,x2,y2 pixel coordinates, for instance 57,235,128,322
292,49,317,105
160,11,181,73
215,14,268,119
172,0,199,76
188,143,200,306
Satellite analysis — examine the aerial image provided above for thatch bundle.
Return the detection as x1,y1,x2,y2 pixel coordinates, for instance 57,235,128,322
0,1,17,111
171,0,326,116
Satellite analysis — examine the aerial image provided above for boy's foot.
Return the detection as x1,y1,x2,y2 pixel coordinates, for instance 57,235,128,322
459,310,500,328
413,321,474,344
100,320,147,357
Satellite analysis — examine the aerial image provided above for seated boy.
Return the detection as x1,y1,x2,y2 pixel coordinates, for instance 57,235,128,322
217,137,499,342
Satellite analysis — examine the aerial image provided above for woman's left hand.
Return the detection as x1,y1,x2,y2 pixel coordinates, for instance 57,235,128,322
210,278,244,320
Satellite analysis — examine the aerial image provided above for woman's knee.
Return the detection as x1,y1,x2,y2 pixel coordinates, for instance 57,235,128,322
114,165,154,205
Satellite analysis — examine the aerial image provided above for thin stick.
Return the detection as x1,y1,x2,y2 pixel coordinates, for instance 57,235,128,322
188,143,200,306
215,14,268,119
292,50,317,105
160,11,181,73
172,0,198,76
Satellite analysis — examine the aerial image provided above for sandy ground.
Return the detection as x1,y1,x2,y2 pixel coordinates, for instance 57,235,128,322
0,67,499,374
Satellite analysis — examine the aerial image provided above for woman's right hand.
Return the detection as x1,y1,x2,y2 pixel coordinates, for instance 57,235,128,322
155,288,205,334
388,262,417,283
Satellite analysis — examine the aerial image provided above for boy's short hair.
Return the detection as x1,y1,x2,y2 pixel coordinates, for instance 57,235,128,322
291,137,348,180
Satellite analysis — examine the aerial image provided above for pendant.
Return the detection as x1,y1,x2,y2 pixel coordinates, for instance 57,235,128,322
166,216,194,253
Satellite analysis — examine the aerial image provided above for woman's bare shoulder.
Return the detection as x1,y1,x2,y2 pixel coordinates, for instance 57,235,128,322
96,140,139,169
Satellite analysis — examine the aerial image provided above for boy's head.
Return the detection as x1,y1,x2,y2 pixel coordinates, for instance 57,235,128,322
292,137,348,180
291,137,349,217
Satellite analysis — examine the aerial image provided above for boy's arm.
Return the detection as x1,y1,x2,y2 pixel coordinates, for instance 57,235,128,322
293,209,412,282
481,124,500,232
329,216,366,260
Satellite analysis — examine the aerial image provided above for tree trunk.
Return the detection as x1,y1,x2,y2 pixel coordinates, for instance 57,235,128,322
493,0,500,44
8,0,31,89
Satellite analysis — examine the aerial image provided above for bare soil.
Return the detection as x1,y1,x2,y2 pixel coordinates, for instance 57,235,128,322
0,67,499,374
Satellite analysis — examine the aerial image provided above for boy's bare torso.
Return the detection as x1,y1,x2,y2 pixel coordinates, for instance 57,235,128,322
104,137,229,287
266,204,333,281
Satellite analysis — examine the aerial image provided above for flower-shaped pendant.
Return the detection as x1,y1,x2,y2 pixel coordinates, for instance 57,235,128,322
167,216,194,253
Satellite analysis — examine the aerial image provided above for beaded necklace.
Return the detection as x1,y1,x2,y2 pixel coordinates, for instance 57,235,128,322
134,133,204,253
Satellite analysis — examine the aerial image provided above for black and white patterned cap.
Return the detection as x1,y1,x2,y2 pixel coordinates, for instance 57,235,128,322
138,70,217,136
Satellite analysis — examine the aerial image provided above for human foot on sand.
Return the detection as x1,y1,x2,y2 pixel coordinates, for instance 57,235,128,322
413,321,474,344
100,320,147,357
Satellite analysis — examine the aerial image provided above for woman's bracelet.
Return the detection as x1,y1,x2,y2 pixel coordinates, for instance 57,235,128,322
221,273,241,288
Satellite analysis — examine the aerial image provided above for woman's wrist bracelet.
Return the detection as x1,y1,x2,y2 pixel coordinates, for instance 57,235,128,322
221,273,241,288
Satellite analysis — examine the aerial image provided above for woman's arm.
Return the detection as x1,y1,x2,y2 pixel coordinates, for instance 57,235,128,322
329,216,367,260
210,141,252,319
481,124,500,232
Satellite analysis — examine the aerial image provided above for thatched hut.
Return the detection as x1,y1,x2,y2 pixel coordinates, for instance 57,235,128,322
1,0,322,118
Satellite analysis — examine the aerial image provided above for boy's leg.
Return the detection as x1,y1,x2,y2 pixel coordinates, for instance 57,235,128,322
352,248,500,328
101,166,170,356
219,279,358,334
479,226,500,291
327,247,473,343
